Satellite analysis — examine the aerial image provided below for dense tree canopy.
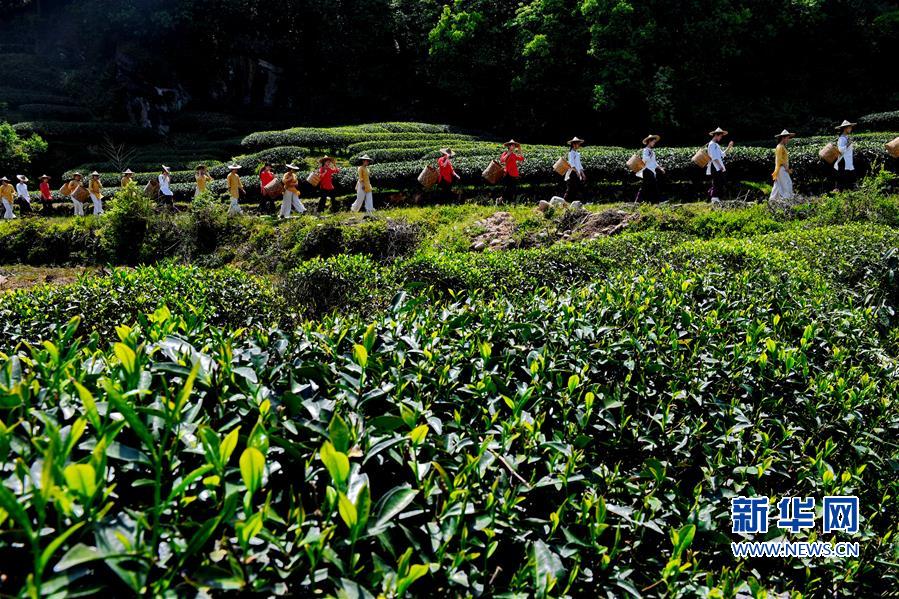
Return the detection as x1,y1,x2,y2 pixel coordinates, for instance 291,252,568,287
4,0,899,143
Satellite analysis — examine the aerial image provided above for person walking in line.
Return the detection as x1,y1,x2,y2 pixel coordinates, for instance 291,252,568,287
770,129,795,201
279,163,306,218
707,127,734,204
564,137,586,203
68,172,85,216
317,156,340,213
351,155,375,214
259,163,276,213
158,165,175,208
121,169,134,187
88,171,104,215
39,174,53,214
0,177,16,219
15,175,32,214
195,164,213,197
834,120,857,192
437,148,460,204
500,140,525,203
636,134,664,203
227,164,245,216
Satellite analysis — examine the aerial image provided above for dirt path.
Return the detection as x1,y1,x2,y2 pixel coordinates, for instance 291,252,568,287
0,266,97,292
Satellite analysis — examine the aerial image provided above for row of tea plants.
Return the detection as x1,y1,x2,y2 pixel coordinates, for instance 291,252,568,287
1,226,898,596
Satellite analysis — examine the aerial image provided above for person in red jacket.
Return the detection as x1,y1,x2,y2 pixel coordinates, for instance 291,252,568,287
437,148,460,204
259,163,276,214
39,174,53,214
317,156,340,213
500,140,525,203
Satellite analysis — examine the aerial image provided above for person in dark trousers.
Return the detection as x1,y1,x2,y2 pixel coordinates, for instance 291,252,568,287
39,174,53,214
635,134,664,203
833,120,857,192
317,156,340,213
706,127,734,203
259,163,276,214
437,148,460,204
500,140,525,203
564,137,586,203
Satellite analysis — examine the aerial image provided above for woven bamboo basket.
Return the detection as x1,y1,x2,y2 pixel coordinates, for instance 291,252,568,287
482,159,505,185
819,143,840,164
144,179,160,198
885,137,899,158
264,178,286,197
626,153,645,173
306,171,321,187
418,165,439,189
553,157,571,176
72,186,90,202
691,148,711,168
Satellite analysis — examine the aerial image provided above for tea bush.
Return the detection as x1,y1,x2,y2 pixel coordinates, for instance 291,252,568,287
0,264,278,345
13,121,160,143
1,257,896,596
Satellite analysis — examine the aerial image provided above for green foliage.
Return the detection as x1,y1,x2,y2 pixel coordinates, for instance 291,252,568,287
100,182,156,265
1,265,278,344
0,121,48,173
280,254,387,320
1,245,897,595
12,121,159,143
859,110,899,130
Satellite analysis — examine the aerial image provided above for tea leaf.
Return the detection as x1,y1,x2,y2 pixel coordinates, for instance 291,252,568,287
64,463,97,498
239,447,265,495
320,441,350,487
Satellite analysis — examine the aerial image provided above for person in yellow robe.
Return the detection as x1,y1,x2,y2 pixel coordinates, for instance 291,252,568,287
351,155,374,214
769,129,795,201
195,165,213,197
226,164,244,215
88,171,104,215
121,169,134,187
0,176,16,219
279,163,306,218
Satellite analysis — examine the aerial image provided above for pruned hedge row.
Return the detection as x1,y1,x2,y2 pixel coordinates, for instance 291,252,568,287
15,103,91,120
859,110,899,130
241,127,467,151
0,265,277,344
0,86,75,107
232,145,308,167
13,120,160,142
280,224,899,320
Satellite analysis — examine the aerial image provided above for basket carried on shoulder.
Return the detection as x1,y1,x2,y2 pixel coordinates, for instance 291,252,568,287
691,148,711,168
72,186,90,202
626,153,645,173
264,178,286,198
144,179,160,199
553,157,571,176
819,143,840,164
885,137,899,159
418,165,439,189
482,159,505,185
306,171,321,187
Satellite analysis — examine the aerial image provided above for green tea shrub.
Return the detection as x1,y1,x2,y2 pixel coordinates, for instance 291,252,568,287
13,121,159,142
280,254,387,319
0,217,101,265
186,191,230,256
100,182,156,264
0,259,896,596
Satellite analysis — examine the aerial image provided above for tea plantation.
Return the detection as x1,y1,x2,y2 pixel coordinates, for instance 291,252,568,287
2,173,899,597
